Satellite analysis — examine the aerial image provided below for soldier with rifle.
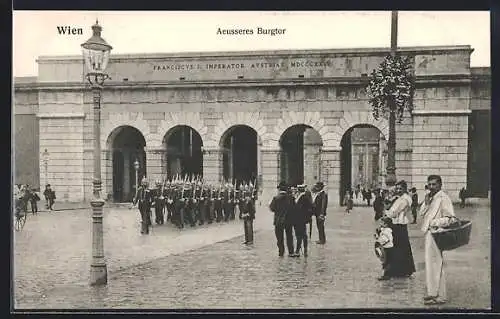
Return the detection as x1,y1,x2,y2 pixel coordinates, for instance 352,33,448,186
223,184,233,222
153,179,166,225
312,181,328,245
214,183,224,223
292,184,313,257
185,182,197,227
132,177,153,235
165,181,174,222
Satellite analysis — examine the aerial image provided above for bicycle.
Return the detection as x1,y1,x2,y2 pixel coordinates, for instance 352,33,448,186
14,200,28,231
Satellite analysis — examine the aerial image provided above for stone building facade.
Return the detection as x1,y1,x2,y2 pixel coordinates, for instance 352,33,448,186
13,45,491,205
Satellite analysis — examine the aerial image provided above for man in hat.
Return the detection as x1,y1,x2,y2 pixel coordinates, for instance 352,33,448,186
133,178,153,234
214,184,224,223
292,184,313,257
241,186,256,245
312,181,328,245
269,182,295,257
43,184,56,211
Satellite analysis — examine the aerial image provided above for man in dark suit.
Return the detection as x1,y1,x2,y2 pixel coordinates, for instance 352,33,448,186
292,184,313,257
269,182,295,257
133,178,153,234
312,181,328,245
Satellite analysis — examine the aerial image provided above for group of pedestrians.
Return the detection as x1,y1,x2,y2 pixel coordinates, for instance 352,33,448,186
14,183,56,215
373,175,457,306
269,181,328,258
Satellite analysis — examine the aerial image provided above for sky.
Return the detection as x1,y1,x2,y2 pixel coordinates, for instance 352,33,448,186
13,11,490,77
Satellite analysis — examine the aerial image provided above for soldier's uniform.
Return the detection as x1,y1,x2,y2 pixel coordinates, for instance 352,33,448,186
184,185,196,227
165,183,174,222
173,186,185,229
292,184,313,257
214,186,224,222
153,181,165,225
223,185,234,222
133,179,153,234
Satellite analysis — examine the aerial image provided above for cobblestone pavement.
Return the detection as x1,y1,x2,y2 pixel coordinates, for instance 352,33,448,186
14,202,490,310
13,202,274,305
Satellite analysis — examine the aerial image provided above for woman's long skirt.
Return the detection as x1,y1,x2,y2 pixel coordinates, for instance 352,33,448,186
384,224,416,277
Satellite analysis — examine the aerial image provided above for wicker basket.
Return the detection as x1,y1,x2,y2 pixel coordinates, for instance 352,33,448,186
431,217,472,251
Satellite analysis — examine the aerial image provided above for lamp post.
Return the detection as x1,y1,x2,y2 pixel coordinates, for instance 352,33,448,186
134,158,140,198
42,149,49,187
81,19,113,286
385,10,398,187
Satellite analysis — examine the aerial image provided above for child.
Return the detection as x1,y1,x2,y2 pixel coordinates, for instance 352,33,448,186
344,191,353,213
374,217,394,271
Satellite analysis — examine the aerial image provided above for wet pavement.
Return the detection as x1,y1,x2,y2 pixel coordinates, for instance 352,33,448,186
13,201,490,310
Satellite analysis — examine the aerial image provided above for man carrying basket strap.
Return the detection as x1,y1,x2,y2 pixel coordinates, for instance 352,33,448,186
419,175,455,305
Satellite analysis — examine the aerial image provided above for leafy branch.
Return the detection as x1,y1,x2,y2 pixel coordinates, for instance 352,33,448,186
366,55,416,123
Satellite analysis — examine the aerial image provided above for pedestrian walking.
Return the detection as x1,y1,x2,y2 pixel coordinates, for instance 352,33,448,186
419,175,455,305
43,184,56,211
378,180,416,281
343,191,353,213
292,184,313,257
459,187,467,208
269,182,295,257
29,188,40,215
312,181,328,245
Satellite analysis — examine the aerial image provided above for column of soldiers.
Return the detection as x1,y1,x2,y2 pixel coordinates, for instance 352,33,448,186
269,181,328,258
132,176,257,235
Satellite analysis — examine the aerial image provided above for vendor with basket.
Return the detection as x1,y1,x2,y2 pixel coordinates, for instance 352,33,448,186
419,174,468,306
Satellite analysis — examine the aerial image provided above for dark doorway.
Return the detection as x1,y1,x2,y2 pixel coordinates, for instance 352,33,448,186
279,125,322,187
222,125,258,187
111,126,146,202
340,125,383,205
165,126,203,179
467,110,490,197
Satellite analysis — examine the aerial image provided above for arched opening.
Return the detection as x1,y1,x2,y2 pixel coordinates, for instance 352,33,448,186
279,125,323,187
221,125,259,187
340,125,386,205
163,125,203,179
109,126,146,203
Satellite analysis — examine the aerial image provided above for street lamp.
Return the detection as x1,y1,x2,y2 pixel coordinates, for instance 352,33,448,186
134,158,140,198
42,149,49,187
81,19,113,286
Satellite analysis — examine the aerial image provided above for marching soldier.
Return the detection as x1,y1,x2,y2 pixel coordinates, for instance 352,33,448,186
269,182,295,257
185,183,196,227
194,182,205,226
133,178,153,235
223,184,233,222
214,184,224,223
292,184,313,257
174,185,185,229
165,182,174,222
241,186,256,245
154,180,165,225
202,185,213,224
312,181,328,245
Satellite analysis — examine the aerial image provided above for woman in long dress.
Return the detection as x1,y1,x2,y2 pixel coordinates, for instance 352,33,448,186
379,180,416,280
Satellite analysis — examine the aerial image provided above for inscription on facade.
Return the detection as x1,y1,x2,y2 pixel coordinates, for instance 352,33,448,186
152,60,333,72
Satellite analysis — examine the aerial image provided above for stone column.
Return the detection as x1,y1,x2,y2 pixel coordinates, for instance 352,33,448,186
261,148,280,205
146,147,164,184
304,128,321,188
203,147,223,184
321,147,341,207
257,141,263,190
